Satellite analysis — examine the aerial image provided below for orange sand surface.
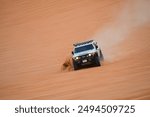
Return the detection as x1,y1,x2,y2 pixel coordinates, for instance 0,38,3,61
0,0,150,99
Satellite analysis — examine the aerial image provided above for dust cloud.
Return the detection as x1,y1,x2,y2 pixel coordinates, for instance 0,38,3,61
93,0,150,62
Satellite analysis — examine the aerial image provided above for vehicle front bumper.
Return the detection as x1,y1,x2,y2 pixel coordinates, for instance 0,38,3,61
74,55,95,65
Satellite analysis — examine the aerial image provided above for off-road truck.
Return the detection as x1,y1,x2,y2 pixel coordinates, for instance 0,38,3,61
72,40,103,70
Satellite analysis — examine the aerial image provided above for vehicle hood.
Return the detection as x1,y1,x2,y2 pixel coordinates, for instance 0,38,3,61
73,49,96,58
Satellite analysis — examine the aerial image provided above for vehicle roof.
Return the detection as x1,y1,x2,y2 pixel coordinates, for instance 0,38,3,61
73,40,97,48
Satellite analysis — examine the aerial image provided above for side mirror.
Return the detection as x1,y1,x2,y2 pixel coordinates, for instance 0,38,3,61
72,51,74,55
96,45,98,49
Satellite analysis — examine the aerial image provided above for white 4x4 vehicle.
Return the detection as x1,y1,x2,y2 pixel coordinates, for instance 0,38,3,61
72,40,103,70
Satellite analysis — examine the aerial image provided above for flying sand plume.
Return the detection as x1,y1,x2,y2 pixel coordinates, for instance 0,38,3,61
93,0,150,61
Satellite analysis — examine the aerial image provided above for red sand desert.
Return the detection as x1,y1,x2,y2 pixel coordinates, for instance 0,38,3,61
0,0,150,99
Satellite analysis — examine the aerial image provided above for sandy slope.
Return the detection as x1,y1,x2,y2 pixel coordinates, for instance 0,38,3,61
0,0,150,99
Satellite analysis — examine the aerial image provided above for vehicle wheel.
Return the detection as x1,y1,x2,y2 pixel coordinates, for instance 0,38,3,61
72,60,79,70
95,56,101,66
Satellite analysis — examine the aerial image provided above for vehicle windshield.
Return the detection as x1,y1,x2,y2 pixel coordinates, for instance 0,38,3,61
74,44,94,53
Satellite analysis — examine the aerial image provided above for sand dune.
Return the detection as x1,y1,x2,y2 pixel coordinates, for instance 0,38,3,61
0,0,150,99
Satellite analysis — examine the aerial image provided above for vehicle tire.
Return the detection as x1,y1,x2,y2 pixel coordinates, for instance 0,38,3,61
95,56,101,66
72,60,79,70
